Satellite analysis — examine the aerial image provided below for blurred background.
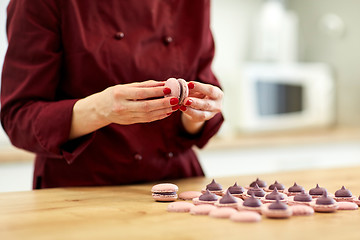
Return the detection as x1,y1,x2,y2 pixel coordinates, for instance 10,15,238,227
1,0,360,192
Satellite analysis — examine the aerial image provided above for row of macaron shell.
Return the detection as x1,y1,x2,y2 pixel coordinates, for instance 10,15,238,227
167,195,359,223
167,190,358,222
151,181,359,222
164,178,360,222
193,179,359,213
203,179,360,202
151,179,360,205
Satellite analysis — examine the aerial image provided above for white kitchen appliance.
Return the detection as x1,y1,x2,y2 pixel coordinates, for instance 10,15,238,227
238,62,335,132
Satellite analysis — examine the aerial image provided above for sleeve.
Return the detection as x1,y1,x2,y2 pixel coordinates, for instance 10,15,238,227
0,0,94,163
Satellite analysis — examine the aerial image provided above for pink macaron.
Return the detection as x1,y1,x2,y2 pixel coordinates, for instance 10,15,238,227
202,179,224,196
354,197,360,206
334,186,356,202
227,182,246,199
337,201,358,210
164,78,189,105
193,190,219,205
249,177,267,189
167,202,195,213
151,183,178,202
285,182,305,196
262,199,292,219
178,191,202,201
265,180,286,193
215,190,242,209
311,191,338,213
230,211,262,223
290,205,314,216
287,190,314,206
190,204,217,215
262,188,287,204
238,193,263,213
209,207,238,219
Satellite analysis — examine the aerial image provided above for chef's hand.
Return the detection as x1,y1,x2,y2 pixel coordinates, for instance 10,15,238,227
69,80,178,139
179,81,223,134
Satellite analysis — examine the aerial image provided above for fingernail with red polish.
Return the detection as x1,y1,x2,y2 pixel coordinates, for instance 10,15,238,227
172,105,179,111
188,82,195,89
180,106,187,111
163,87,171,95
185,99,193,106
170,98,179,105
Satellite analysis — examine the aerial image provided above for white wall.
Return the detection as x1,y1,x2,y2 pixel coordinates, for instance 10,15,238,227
0,0,11,146
210,0,262,136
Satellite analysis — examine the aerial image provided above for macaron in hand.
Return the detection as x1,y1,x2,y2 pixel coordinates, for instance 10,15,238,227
164,78,189,105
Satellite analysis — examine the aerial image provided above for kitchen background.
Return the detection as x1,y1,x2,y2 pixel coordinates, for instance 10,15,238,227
0,0,360,192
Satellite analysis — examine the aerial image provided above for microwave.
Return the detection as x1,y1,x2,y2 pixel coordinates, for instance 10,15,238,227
237,63,335,132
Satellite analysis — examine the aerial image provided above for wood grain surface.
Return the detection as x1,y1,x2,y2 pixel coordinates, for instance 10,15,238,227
1,166,360,240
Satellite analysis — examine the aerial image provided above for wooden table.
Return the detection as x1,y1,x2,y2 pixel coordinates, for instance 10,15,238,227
1,166,360,240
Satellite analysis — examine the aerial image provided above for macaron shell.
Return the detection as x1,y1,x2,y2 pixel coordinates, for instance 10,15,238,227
230,211,262,223
192,197,218,205
209,207,238,219
215,197,243,209
167,202,195,212
353,198,360,206
287,196,314,206
262,207,292,219
238,203,262,214
290,205,314,216
164,78,181,99
337,201,359,210
177,78,188,105
311,202,339,213
190,204,217,215
334,196,357,202
201,189,224,196
151,183,179,193
178,191,202,200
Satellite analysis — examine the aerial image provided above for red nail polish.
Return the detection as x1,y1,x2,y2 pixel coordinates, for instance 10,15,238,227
188,82,195,89
185,99,193,106
163,87,171,95
170,98,179,105
172,105,179,111
180,106,187,111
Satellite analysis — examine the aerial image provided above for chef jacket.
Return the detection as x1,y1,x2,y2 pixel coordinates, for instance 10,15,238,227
1,0,224,189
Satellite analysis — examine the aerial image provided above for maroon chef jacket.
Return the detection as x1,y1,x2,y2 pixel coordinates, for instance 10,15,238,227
1,0,224,189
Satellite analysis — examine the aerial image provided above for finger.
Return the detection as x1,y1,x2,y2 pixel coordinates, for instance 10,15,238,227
129,107,175,123
183,97,221,112
181,107,214,122
188,81,223,100
124,85,169,100
127,97,178,113
130,80,165,88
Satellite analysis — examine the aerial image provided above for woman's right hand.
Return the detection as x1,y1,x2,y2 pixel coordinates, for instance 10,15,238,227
69,80,178,139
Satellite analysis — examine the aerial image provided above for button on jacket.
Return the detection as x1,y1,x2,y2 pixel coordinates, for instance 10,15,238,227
1,0,224,189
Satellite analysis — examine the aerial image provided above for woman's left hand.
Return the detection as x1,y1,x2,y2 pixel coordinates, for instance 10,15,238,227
179,81,223,134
